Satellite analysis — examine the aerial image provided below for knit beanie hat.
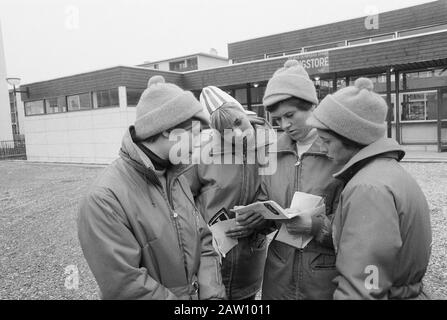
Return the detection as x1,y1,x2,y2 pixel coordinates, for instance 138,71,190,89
263,59,318,108
134,75,210,140
200,85,256,116
306,77,387,145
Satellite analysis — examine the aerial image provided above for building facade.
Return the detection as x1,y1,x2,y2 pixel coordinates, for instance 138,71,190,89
0,21,13,142
139,52,229,72
18,0,447,163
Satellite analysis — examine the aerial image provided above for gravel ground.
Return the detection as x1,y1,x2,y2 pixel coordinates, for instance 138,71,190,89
0,161,446,299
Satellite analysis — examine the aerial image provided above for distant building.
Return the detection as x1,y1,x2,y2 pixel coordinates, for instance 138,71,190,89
17,0,447,163
138,52,229,72
0,21,13,141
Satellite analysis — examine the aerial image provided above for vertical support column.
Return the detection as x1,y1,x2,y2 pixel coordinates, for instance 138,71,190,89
332,74,337,93
386,69,392,138
118,86,127,110
16,91,25,135
246,83,252,111
437,88,442,152
394,70,401,144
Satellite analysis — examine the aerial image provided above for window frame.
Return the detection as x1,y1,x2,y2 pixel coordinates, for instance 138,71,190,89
24,100,45,116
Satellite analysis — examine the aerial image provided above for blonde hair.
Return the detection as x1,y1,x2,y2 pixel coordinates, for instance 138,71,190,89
210,102,247,133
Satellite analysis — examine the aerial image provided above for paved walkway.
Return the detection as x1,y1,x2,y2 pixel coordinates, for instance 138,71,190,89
402,150,447,163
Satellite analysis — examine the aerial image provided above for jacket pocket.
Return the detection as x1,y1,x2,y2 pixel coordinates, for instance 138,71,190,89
268,240,288,264
309,252,336,271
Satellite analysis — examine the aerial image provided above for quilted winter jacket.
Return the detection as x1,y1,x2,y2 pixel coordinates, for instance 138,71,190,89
332,138,432,300
77,127,226,300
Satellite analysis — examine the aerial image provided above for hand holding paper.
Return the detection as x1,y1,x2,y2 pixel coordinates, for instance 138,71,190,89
209,218,238,258
234,207,265,228
275,192,326,249
283,210,313,235
225,224,254,239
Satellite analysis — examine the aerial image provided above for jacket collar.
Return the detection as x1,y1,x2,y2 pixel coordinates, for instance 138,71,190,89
275,129,326,156
119,126,190,185
334,138,405,181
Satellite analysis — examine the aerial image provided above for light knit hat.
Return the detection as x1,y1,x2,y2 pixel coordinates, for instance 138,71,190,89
200,85,256,116
134,75,210,140
306,77,387,145
263,59,318,108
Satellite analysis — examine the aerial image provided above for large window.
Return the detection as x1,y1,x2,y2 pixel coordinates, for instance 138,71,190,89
67,93,92,111
126,88,145,107
25,100,45,116
186,58,198,70
234,88,247,105
45,97,67,114
250,86,266,104
403,68,447,90
92,89,119,108
169,57,198,71
380,94,396,122
401,91,438,121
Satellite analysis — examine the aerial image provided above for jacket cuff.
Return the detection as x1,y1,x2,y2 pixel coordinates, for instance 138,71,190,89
310,215,323,237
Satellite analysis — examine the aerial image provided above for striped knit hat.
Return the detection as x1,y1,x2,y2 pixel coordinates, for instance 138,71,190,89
200,86,256,116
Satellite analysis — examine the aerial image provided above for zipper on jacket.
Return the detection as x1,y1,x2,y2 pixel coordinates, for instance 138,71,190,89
295,248,304,299
239,138,248,206
160,173,191,289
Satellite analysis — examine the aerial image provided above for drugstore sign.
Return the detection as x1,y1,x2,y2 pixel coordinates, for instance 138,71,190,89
290,51,329,74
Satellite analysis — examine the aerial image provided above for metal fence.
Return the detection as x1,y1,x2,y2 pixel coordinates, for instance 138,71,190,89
0,138,27,160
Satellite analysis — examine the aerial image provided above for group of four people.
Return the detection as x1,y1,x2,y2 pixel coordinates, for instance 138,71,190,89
77,60,432,300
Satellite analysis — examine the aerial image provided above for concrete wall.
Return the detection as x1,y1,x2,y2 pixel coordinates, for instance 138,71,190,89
0,21,13,141
197,55,229,70
24,87,136,164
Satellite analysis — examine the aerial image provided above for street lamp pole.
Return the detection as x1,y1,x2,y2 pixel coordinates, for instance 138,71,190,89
6,77,29,139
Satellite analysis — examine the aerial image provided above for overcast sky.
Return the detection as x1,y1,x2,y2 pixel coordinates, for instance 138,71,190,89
0,0,434,84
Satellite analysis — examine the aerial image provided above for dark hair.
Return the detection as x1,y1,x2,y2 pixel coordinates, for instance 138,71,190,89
320,129,366,149
266,97,313,113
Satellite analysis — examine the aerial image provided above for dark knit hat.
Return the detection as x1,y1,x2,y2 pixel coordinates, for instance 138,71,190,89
134,75,210,140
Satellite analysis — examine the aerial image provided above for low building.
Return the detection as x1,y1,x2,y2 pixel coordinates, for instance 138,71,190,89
138,52,229,72
18,0,447,164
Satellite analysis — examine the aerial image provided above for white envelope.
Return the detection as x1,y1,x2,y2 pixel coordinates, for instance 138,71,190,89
209,218,238,258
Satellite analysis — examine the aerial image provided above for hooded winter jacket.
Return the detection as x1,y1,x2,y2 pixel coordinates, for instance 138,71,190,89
332,138,432,300
77,127,226,300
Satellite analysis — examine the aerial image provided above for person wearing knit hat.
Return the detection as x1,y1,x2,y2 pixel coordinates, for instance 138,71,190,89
134,75,210,141
200,85,257,117
306,77,432,299
78,75,226,300
183,85,272,300
237,59,344,300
